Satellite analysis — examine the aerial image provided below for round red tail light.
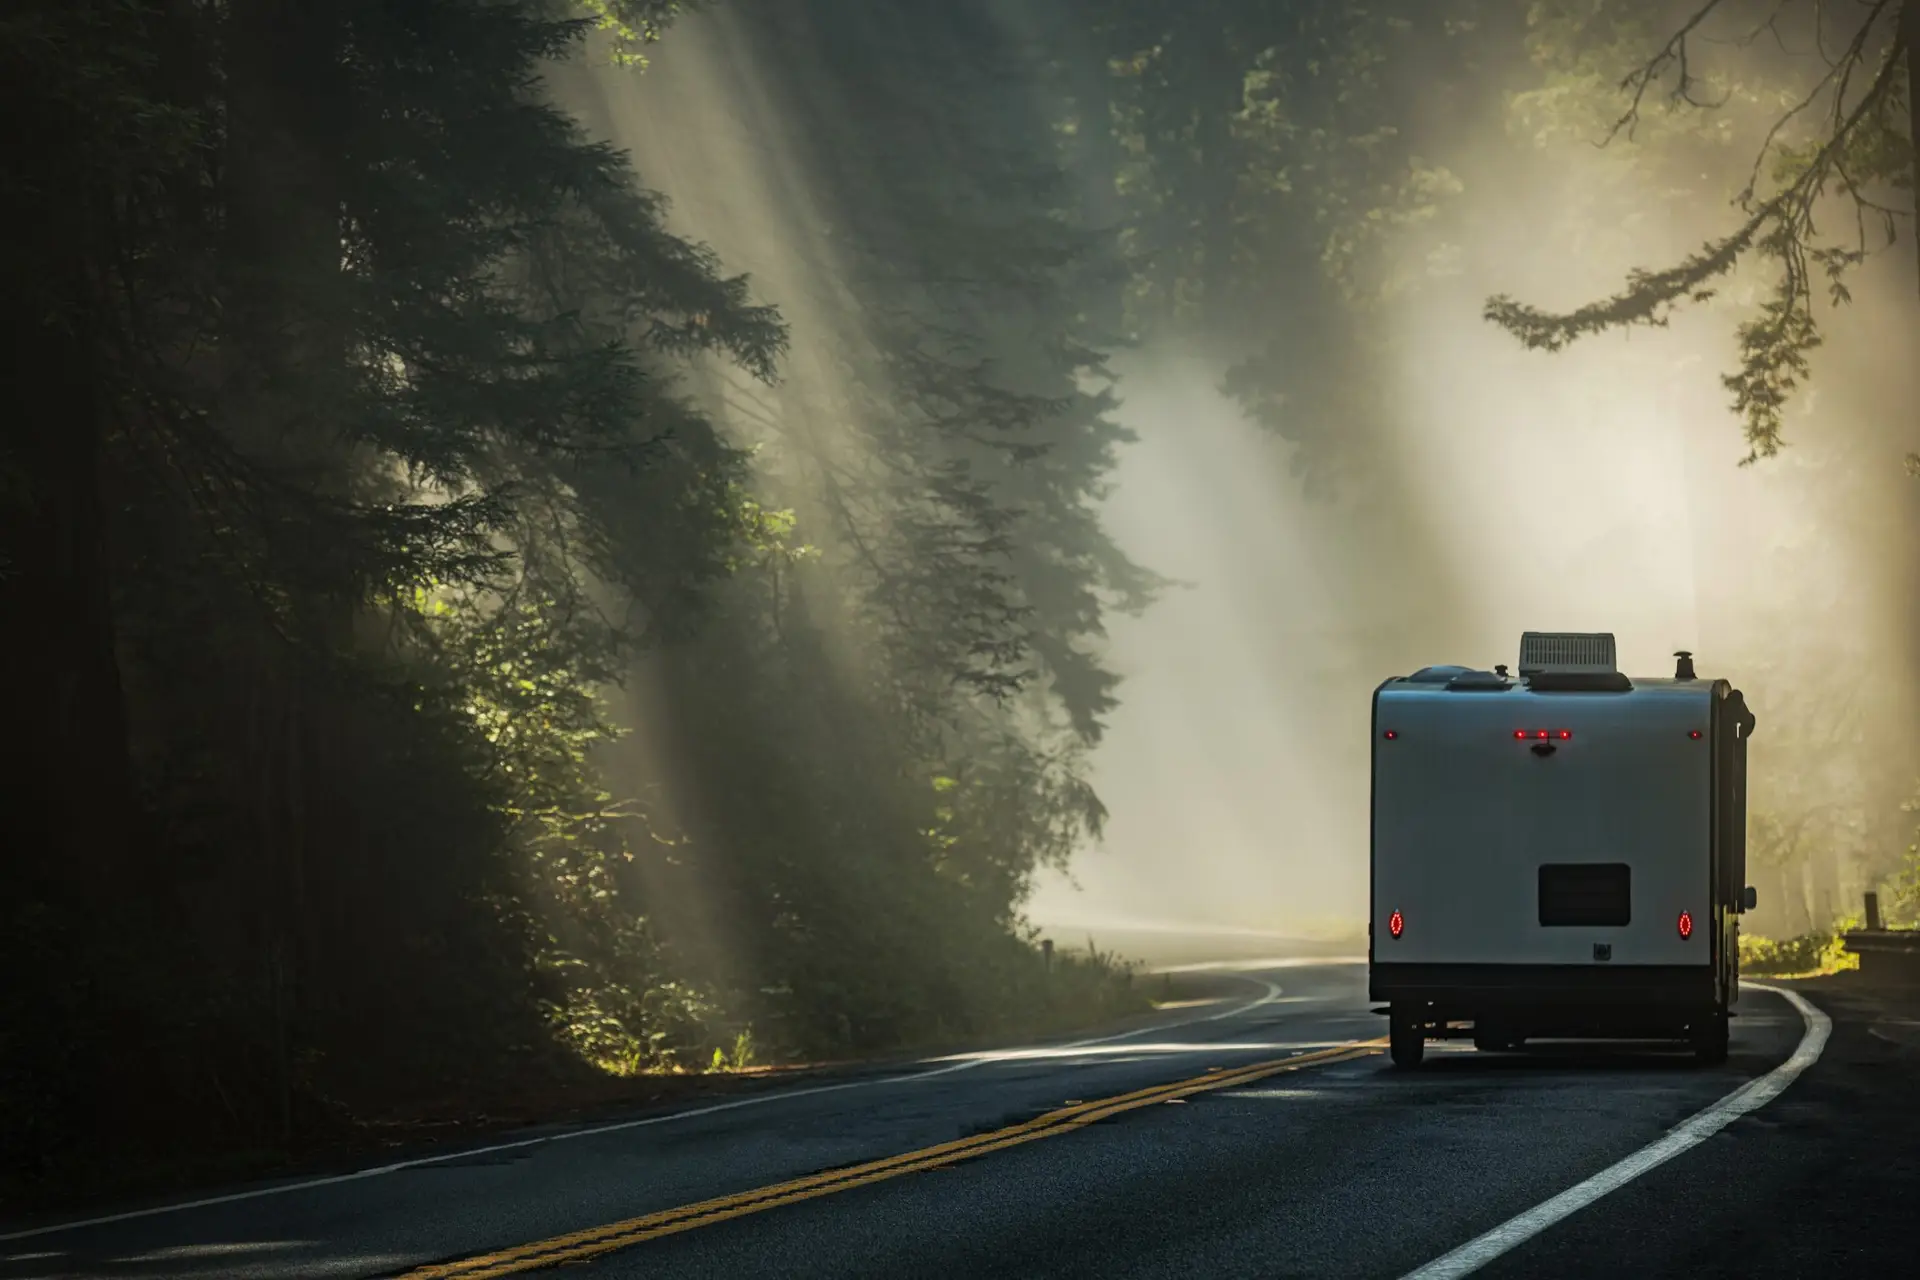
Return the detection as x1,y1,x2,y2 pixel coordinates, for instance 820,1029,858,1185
1388,909,1405,939
1678,911,1695,940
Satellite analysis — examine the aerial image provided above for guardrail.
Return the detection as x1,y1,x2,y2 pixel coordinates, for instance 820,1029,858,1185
1843,893,1920,984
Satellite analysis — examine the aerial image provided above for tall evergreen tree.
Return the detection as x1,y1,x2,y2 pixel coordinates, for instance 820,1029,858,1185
2,0,791,1190
565,0,1163,1055
3,0,1162,1198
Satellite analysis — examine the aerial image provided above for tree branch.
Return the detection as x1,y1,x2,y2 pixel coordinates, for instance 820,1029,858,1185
1487,0,1907,460
1605,0,1737,144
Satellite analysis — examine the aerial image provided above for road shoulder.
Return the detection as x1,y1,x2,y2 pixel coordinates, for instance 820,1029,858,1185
0,967,1276,1237
1475,973,1920,1279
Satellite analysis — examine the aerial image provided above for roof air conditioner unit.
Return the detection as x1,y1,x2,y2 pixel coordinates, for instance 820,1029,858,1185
1518,631,1617,677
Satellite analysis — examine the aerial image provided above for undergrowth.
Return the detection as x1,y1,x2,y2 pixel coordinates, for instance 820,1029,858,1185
1739,916,1862,978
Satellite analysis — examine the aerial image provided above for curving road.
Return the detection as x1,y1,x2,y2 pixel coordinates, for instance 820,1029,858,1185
2,959,1910,1280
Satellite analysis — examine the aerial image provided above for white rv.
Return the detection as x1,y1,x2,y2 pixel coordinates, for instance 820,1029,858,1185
1369,632,1757,1067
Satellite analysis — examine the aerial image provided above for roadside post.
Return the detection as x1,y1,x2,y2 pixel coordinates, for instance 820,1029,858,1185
1844,891,1920,985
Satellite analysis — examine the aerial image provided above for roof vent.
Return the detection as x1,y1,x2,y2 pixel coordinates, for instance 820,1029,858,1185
1518,631,1617,677
1444,669,1512,692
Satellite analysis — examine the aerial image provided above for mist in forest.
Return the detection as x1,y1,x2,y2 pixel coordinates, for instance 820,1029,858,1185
558,1,1920,946
1030,39,1919,942
1029,303,1918,943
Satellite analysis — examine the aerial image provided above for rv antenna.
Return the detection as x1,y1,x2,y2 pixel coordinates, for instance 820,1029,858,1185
1673,650,1696,681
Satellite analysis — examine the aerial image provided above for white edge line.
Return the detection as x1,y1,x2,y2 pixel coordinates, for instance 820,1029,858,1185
0,975,1294,1243
1397,982,1831,1280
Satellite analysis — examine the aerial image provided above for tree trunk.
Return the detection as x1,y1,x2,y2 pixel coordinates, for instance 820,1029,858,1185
222,0,352,1136
1903,0,1920,295
0,45,141,904
1191,9,1246,343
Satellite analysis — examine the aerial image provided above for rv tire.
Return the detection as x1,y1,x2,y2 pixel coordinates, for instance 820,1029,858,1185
1389,1005,1425,1068
1691,1009,1730,1065
1472,1022,1516,1052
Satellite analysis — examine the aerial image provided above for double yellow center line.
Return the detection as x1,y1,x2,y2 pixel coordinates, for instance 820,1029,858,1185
396,1038,1385,1278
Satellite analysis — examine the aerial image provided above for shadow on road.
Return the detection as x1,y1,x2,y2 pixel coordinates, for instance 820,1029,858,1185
1379,1041,1752,1078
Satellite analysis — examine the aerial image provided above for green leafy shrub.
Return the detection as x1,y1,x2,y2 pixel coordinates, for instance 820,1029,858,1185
1739,919,1861,978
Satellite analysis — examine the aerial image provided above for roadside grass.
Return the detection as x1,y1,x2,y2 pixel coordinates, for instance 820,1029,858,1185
1739,919,1861,979
691,938,1153,1075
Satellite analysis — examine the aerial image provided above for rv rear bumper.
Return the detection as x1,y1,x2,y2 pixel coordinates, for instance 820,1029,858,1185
1370,962,1716,1012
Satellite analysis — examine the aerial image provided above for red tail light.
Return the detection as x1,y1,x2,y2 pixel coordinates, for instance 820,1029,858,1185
1677,911,1694,940
1388,909,1405,939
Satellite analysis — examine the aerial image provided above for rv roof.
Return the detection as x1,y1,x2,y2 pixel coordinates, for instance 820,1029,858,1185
1381,674,1714,700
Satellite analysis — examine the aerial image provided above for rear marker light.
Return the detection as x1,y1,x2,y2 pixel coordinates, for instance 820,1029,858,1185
1383,730,1398,740
1689,730,1703,740
1388,909,1405,940
1515,729,1575,740
1678,911,1695,940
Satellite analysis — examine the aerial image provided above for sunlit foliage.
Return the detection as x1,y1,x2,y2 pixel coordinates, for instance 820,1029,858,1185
1738,922,1861,975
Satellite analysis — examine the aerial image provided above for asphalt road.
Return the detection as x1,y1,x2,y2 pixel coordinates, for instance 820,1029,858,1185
2,960,1911,1280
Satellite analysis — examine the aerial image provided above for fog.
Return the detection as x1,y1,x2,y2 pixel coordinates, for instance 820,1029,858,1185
1029,73,1920,941
1024,353,1376,940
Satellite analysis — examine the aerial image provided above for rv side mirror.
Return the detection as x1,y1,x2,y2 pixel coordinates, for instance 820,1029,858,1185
1742,885,1758,913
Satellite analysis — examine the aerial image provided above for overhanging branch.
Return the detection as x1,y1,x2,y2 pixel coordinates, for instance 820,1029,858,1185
1485,0,1909,458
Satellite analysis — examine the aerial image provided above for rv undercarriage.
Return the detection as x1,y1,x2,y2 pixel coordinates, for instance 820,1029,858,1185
1374,963,1729,1067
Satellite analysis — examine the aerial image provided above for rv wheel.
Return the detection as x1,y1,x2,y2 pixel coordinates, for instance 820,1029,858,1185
1389,1006,1425,1068
1691,1010,1729,1065
1472,1021,1516,1052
